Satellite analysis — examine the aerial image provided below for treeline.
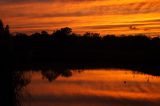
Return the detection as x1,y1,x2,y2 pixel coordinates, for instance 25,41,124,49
0,20,160,65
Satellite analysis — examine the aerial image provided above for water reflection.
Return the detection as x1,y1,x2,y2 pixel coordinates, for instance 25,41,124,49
41,68,74,82
2,65,160,106
22,68,160,106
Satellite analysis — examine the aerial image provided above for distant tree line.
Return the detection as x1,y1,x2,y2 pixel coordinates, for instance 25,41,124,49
0,19,160,65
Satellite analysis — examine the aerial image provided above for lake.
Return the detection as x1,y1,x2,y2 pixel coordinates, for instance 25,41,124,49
21,68,160,106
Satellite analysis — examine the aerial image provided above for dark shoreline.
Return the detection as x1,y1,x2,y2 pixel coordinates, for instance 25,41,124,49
6,60,159,76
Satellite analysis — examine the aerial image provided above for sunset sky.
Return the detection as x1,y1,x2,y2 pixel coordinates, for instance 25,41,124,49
1,0,160,36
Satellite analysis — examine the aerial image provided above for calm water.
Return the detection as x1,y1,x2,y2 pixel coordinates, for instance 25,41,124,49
21,69,160,106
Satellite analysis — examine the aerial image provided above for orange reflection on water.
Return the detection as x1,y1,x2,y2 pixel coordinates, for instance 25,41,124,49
24,69,160,106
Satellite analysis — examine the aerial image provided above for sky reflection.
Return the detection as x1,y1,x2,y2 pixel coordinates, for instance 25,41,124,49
23,69,160,106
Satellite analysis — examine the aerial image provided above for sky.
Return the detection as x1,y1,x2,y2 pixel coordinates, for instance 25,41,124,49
1,0,160,36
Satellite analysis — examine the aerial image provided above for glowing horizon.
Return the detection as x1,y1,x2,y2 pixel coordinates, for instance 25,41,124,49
1,0,160,36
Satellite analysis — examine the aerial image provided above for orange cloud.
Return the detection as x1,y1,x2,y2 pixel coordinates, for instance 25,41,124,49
1,0,160,36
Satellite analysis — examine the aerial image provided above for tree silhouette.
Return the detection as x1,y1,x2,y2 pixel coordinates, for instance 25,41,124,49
0,19,5,39
52,27,72,39
5,25,10,37
0,19,160,67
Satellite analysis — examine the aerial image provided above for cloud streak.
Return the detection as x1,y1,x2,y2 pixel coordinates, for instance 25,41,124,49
0,0,160,36
0,0,100,4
